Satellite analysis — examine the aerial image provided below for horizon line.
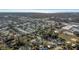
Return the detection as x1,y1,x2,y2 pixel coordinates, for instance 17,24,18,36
0,9,79,13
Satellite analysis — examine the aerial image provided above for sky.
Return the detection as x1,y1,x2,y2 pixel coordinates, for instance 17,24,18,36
0,9,79,13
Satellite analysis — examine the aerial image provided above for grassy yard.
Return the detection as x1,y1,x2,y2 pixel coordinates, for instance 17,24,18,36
58,33,79,42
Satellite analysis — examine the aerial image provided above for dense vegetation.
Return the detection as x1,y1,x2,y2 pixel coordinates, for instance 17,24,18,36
0,25,79,50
